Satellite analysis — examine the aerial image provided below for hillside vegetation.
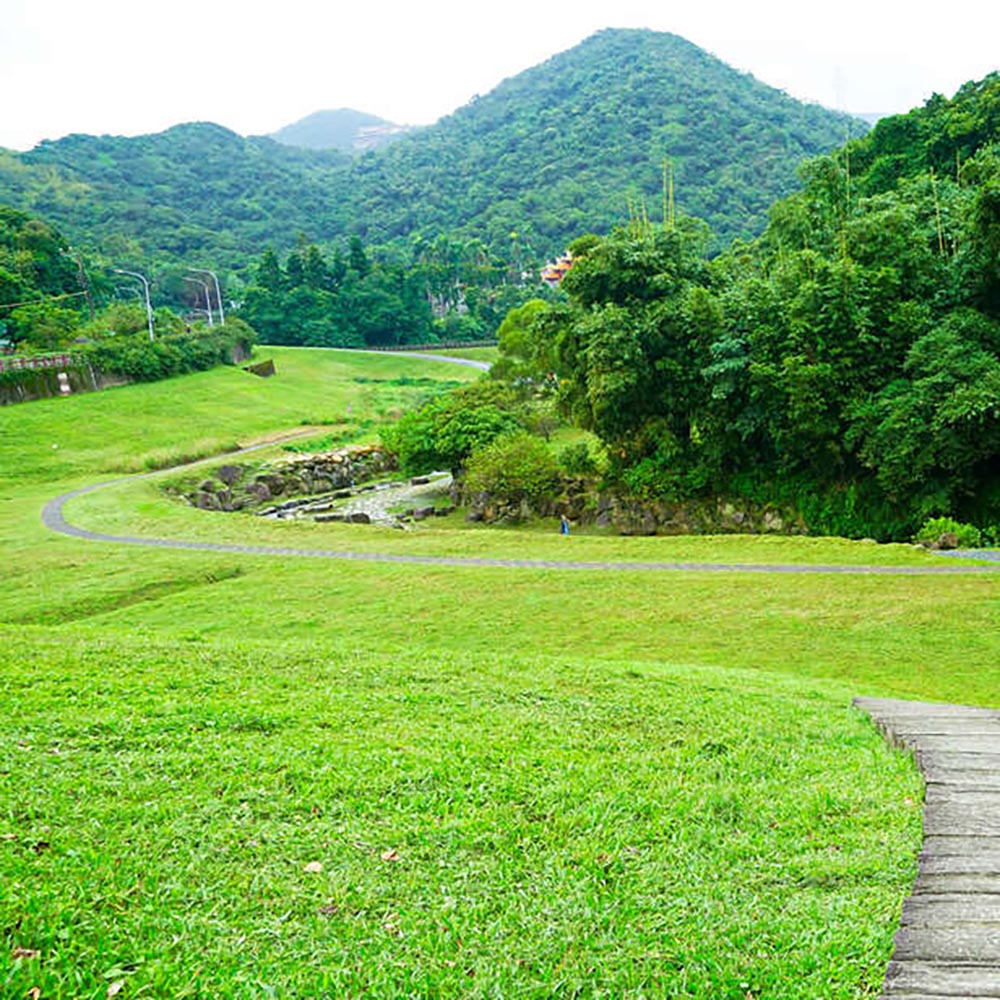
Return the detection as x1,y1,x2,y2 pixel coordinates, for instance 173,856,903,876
1,124,348,267
490,72,1000,540
0,205,82,341
0,29,861,272
344,29,862,251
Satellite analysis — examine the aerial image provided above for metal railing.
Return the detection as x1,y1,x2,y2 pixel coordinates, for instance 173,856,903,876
0,352,82,374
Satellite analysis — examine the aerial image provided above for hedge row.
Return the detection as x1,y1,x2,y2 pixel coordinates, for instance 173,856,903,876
83,321,255,383
0,321,257,405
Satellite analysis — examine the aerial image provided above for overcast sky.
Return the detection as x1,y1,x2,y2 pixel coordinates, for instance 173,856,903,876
2,0,997,151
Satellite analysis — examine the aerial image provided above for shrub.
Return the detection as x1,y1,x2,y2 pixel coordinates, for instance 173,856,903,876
381,381,522,474
915,516,983,548
83,323,255,383
558,441,598,475
464,432,561,506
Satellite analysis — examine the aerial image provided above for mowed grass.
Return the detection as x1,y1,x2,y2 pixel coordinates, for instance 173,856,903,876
0,347,477,485
1,349,996,996
1,628,920,999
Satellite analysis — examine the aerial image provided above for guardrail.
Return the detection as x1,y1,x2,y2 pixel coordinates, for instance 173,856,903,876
363,340,498,352
0,352,81,373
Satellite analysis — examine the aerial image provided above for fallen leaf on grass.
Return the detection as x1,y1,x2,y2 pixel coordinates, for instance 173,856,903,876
12,947,40,959
1,833,16,841
317,903,339,916
380,848,401,862
107,982,125,998
27,988,41,999
304,861,324,874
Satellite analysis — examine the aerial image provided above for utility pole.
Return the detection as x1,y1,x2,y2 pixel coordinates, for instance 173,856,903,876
112,269,154,341
188,268,224,325
184,276,214,326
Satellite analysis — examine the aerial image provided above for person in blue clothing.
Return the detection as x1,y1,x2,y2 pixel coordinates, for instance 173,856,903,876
560,514,570,536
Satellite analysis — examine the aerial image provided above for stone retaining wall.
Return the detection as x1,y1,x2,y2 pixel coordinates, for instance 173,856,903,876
178,446,804,538
179,445,397,512
458,477,805,536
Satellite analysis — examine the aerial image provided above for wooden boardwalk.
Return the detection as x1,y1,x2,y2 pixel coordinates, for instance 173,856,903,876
854,697,1000,999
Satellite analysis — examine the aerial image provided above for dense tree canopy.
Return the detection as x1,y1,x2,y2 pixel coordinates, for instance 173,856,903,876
0,206,83,346
235,236,544,347
498,79,1000,538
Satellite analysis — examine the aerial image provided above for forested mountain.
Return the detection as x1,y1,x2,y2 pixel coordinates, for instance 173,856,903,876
268,109,412,152
0,124,349,269
340,29,862,250
0,29,861,272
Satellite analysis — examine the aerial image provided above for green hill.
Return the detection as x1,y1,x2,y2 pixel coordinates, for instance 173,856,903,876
341,29,864,249
0,29,863,270
2,123,349,268
268,108,413,152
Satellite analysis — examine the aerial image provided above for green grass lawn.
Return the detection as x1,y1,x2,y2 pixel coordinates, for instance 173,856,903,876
0,629,920,999
1,348,995,998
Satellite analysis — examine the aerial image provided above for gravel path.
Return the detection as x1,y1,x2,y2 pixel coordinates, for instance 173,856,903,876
937,548,1000,562
855,697,1000,998
382,351,491,371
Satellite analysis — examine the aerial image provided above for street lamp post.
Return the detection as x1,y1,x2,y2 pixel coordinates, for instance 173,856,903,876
187,268,224,325
113,268,154,341
184,276,214,326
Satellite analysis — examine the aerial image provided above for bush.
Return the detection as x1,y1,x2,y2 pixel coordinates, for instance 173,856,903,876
915,516,983,548
464,432,561,506
381,381,522,474
83,322,255,383
558,441,598,475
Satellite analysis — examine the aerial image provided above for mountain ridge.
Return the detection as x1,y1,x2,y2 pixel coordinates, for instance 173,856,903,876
0,28,867,269
267,108,413,152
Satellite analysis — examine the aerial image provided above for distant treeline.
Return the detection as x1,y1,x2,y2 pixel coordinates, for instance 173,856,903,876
238,237,539,348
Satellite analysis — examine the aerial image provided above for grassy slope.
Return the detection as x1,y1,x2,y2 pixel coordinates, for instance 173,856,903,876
0,348,471,484
419,346,499,364
0,348,994,997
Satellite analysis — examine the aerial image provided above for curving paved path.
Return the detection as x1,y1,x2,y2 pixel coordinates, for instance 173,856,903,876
40,476,1000,575
36,350,1000,574
383,350,491,371
855,697,1000,998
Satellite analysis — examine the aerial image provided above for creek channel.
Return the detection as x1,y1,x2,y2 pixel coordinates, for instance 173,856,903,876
256,472,455,529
